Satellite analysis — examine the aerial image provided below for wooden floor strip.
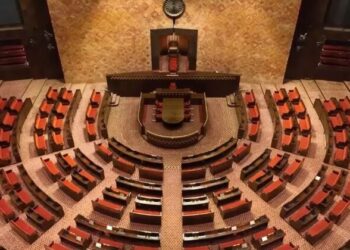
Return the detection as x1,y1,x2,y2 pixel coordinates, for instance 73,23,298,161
0,79,33,98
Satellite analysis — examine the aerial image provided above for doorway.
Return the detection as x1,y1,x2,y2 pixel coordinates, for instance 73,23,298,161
284,0,350,81
0,0,63,80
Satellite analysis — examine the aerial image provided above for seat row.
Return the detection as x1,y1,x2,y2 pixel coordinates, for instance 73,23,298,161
85,89,102,141
244,89,260,141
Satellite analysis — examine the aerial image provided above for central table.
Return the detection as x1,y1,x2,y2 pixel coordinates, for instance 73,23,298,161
162,98,184,125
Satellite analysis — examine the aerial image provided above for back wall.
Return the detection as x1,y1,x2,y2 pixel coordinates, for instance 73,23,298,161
47,0,301,84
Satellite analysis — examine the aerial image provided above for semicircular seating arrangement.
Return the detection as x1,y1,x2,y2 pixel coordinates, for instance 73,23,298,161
0,80,349,250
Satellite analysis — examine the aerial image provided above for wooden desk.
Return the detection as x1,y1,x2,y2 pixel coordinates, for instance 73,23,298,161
162,98,184,124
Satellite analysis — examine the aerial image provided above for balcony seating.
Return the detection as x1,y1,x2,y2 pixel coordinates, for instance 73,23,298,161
261,178,286,201
293,99,306,118
95,142,113,162
282,117,293,132
41,158,62,181
297,134,311,156
345,181,350,199
209,155,234,174
282,158,304,182
273,91,287,105
0,196,16,222
131,209,162,225
248,105,260,122
248,169,273,191
59,226,92,249
45,242,71,250
219,198,252,219
72,168,97,191
56,153,78,173
0,169,20,190
240,149,271,180
86,104,98,122
325,170,347,192
10,217,39,243
335,129,348,147
113,156,136,174
139,166,163,181
102,186,132,205
288,88,300,103
0,147,11,166
219,238,249,250
334,146,349,168
183,209,214,225
54,102,69,118
34,133,47,155
304,218,333,244
339,96,350,114
85,121,97,141
232,142,251,163
244,90,256,107
90,89,102,107
25,204,55,230
281,132,294,152
289,206,318,230
182,176,228,196
182,167,206,181
92,198,125,218
329,113,344,131
310,189,335,212
51,116,64,132
116,176,163,196
182,195,208,211
1,112,16,130
248,121,260,141
328,198,349,223
298,114,311,134
267,153,289,172
213,187,242,206
46,87,58,103
58,178,84,201
10,187,34,210
323,100,337,115
51,131,64,151
34,114,47,134
251,227,285,249
39,99,54,117
280,165,327,218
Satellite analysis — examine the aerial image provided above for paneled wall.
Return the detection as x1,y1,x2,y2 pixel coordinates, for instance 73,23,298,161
47,0,301,84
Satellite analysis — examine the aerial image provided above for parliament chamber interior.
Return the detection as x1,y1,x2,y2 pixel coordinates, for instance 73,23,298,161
0,0,350,250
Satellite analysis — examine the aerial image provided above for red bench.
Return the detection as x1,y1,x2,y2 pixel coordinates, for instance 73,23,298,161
131,208,162,225
289,206,317,230
267,154,283,171
46,87,58,102
0,147,11,166
10,217,39,243
86,104,98,122
244,90,256,107
26,204,55,230
248,105,260,122
298,114,311,134
273,91,286,104
0,196,16,222
281,132,294,152
92,198,125,218
278,102,291,119
310,189,334,211
0,129,10,147
282,117,293,131
85,121,97,141
95,143,113,162
335,129,348,147
325,170,347,192
183,208,213,225
8,98,23,114
0,169,20,190
305,218,333,244
209,156,233,174
219,198,252,219
288,88,300,103
282,158,304,182
261,178,286,201
72,168,97,190
41,158,62,181
248,169,273,191
329,113,344,130
1,112,16,129
333,146,349,168
54,102,69,118
46,242,71,250
339,96,350,114
51,131,64,151
51,116,64,132
58,178,84,201
10,188,34,210
90,89,102,107
297,134,311,156
248,121,260,141
293,100,306,118
323,100,337,115
232,142,251,162
34,114,47,134
39,99,54,117
60,89,74,104
113,156,136,174
328,198,349,223
34,133,47,155
61,153,78,170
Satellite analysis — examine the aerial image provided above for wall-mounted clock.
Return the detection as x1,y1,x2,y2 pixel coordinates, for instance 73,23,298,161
163,0,186,19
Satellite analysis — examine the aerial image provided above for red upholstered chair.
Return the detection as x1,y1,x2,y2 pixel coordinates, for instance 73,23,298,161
288,88,300,103
46,87,58,103
10,217,39,243
248,121,260,141
85,121,97,141
41,158,62,181
323,99,337,115
244,90,256,107
0,98,7,111
305,218,333,244
34,114,47,134
90,89,102,107
168,56,179,72
297,134,311,156
339,96,350,114
0,147,11,166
